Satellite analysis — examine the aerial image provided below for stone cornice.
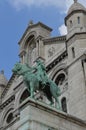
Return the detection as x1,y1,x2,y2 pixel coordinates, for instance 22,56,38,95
1,74,16,99
46,51,68,73
43,35,66,44
66,32,86,46
19,97,86,127
0,95,15,110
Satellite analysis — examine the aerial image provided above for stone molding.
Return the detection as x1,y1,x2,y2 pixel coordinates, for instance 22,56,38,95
43,36,66,44
0,95,15,110
1,95,86,130
49,63,67,80
1,74,16,99
66,32,86,46
46,51,68,73
0,103,14,128
19,98,86,127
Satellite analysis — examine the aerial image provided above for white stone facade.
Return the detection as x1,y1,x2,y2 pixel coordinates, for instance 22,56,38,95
0,0,86,130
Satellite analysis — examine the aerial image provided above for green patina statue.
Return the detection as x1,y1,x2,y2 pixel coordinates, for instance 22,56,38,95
12,60,61,110
34,60,49,85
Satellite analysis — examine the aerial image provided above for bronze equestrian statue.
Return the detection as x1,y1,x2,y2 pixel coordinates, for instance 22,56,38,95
12,60,61,110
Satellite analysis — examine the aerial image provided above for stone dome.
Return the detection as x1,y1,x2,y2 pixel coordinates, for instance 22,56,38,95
0,70,8,86
67,0,86,15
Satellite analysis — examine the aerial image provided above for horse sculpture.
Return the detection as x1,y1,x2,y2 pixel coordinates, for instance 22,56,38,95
12,62,61,110
12,63,40,98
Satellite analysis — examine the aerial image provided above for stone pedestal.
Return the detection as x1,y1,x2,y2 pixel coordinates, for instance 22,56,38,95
5,98,86,130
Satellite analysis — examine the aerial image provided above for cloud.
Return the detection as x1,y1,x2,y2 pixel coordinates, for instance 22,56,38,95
58,24,67,35
65,0,86,12
65,0,73,13
79,0,86,6
58,0,86,36
7,0,70,12
7,0,86,12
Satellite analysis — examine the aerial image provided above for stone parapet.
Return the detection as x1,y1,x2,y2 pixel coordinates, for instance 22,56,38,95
2,98,86,130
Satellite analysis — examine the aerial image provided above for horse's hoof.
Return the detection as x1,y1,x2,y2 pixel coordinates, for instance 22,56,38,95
29,96,34,99
49,102,54,106
56,107,62,110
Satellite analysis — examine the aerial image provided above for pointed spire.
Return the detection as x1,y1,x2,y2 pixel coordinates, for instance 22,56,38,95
1,70,4,74
74,0,78,3
0,70,8,86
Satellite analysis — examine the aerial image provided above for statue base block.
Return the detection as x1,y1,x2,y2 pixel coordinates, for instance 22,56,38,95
13,98,86,130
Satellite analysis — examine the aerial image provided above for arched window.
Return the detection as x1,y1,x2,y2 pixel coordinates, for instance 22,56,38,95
77,16,80,24
25,35,34,49
55,73,65,86
24,35,37,65
61,97,67,113
6,113,13,124
19,89,30,104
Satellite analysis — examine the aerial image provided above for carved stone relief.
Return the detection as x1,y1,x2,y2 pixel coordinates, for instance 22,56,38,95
48,47,55,57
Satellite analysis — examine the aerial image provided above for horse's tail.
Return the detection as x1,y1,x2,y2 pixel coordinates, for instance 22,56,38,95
52,81,61,97
48,79,61,97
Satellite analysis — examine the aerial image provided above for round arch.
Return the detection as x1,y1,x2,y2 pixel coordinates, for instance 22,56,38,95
14,85,29,109
49,63,67,81
19,89,30,104
24,35,35,49
1,105,14,127
22,31,37,49
55,72,66,86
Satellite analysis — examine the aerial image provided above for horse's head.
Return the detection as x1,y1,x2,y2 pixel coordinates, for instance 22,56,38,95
12,63,22,75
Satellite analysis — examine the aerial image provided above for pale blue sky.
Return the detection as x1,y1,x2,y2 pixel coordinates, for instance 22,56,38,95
0,0,86,79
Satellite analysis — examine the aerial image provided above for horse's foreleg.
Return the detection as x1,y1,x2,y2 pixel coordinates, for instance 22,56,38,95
49,100,54,106
46,96,54,106
30,83,34,98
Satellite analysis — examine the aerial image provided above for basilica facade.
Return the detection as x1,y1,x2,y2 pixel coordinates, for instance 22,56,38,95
0,0,86,130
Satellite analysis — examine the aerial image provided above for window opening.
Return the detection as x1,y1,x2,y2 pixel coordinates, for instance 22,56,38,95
72,47,75,58
55,73,65,85
20,89,30,104
61,97,67,113
70,20,73,28
6,113,13,124
77,17,80,24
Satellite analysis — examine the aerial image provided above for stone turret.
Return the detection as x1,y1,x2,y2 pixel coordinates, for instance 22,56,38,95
0,70,8,97
65,0,86,40
64,0,86,120
65,0,86,63
67,0,86,16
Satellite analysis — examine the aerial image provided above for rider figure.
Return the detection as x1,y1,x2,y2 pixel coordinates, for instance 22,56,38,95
35,59,48,85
